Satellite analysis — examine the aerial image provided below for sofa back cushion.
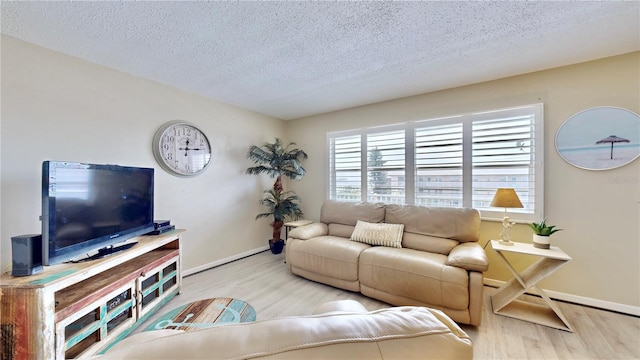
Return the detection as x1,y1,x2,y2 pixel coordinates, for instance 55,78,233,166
386,205,480,243
402,233,459,255
328,224,356,238
321,200,385,226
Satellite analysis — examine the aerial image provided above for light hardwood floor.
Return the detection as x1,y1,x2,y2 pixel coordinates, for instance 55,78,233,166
135,250,640,359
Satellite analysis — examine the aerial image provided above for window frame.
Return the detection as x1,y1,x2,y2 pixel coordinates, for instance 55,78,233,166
326,103,544,223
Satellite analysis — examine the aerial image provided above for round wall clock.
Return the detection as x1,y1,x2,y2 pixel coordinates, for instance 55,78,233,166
153,120,212,177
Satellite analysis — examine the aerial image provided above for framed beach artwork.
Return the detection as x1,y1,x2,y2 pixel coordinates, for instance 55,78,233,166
556,106,640,171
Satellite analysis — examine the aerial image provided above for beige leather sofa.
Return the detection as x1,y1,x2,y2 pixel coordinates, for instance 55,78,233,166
286,200,489,326
95,300,473,359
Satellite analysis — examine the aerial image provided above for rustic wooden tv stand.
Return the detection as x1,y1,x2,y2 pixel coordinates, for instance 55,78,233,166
1,230,184,360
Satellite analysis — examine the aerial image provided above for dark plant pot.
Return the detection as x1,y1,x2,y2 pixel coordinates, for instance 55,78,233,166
269,239,285,254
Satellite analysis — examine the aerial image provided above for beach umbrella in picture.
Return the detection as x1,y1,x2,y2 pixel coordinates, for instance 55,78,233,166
595,135,630,159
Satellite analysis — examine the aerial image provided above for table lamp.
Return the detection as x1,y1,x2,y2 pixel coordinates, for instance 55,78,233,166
490,188,523,246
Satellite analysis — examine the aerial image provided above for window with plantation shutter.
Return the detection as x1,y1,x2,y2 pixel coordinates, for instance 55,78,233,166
327,103,543,222
367,129,405,204
471,107,539,219
329,132,362,202
414,121,464,207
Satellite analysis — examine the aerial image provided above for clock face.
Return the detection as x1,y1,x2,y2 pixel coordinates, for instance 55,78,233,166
153,121,212,177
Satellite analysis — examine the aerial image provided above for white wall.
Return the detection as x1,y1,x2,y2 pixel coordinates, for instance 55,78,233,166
287,52,640,313
0,36,286,272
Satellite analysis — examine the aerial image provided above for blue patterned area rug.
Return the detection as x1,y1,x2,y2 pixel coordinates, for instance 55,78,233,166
145,297,256,332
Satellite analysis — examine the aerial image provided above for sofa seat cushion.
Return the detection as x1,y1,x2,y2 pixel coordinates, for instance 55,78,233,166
287,236,370,282
359,247,470,311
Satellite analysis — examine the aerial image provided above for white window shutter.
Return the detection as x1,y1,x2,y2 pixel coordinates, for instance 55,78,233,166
471,105,543,221
414,122,464,207
367,129,406,204
329,133,362,202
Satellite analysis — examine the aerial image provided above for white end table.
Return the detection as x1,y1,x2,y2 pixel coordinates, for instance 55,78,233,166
490,240,573,332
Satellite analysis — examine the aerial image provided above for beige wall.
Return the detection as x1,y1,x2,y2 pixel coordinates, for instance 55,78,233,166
0,36,286,272
2,35,638,312
287,52,640,312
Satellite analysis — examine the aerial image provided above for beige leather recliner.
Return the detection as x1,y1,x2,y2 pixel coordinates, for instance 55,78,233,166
94,300,473,359
286,200,489,326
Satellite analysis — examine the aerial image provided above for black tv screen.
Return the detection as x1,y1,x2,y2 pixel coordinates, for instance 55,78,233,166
42,161,154,265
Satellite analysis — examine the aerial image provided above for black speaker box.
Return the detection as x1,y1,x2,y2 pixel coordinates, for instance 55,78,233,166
147,225,175,235
154,220,171,229
11,234,44,277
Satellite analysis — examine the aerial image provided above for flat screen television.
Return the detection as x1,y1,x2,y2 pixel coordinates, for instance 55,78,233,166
42,161,154,265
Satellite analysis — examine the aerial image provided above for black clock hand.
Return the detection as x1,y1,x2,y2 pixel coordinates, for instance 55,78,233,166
179,139,193,156
179,140,205,156
178,146,202,151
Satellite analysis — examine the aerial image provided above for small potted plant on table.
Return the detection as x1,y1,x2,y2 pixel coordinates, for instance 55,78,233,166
528,219,562,249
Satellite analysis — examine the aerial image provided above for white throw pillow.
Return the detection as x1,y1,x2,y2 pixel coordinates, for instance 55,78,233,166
350,221,404,248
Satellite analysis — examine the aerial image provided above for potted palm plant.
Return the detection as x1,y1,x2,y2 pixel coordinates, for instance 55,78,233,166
255,189,304,253
246,138,308,254
528,219,562,249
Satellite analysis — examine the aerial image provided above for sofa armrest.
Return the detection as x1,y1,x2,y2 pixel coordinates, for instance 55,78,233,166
288,222,328,240
445,242,489,272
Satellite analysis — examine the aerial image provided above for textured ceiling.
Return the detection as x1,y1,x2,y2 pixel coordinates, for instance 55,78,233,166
2,1,639,120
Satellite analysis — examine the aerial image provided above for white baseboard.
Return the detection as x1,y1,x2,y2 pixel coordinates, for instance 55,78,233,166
484,278,640,317
183,245,269,277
